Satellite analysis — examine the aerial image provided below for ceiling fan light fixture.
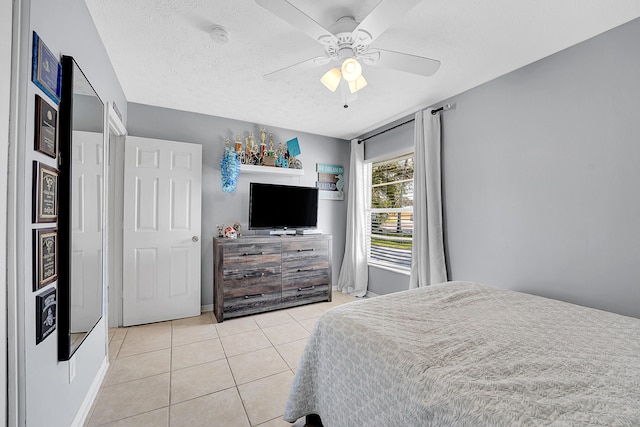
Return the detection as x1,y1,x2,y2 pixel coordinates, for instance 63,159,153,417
341,58,362,82
348,74,368,94
320,67,342,92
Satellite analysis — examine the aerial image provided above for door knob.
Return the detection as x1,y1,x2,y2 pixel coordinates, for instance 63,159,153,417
192,236,199,242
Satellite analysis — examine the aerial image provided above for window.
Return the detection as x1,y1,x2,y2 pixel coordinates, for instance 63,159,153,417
367,153,414,270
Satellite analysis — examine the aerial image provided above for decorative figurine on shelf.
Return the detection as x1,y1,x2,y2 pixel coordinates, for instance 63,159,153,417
224,226,237,239
244,134,251,164
290,157,303,169
276,144,289,168
217,225,224,238
248,132,261,165
220,139,240,193
268,134,275,156
234,134,242,154
260,127,267,147
259,139,266,164
232,221,242,237
261,133,276,166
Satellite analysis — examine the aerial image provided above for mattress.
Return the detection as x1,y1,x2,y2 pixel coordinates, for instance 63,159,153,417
284,281,640,426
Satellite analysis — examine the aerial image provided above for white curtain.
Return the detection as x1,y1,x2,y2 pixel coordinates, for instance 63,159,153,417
409,109,447,288
337,139,368,297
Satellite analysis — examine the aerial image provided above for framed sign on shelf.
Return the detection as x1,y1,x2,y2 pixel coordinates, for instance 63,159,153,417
34,94,58,158
33,228,58,291
36,287,57,344
33,161,58,223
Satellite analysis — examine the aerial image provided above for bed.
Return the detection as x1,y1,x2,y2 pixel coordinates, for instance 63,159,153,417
284,281,640,426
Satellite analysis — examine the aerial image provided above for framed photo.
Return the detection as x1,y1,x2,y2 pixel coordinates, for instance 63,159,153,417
36,287,57,344
33,228,58,291
31,32,62,105
33,161,58,223
34,95,58,158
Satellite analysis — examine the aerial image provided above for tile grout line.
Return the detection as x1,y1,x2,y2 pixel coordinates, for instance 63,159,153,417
219,324,253,426
168,321,174,426
93,296,355,426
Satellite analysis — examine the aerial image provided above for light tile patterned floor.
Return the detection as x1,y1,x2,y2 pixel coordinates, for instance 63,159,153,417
85,291,357,427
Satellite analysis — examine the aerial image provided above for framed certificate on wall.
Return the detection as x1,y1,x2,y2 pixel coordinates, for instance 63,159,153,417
36,287,57,344
31,32,62,105
33,161,58,223
34,94,58,158
33,228,58,291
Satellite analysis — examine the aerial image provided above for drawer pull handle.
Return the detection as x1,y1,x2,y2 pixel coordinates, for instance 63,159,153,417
297,268,314,272
297,248,315,252
243,272,265,278
243,251,265,256
244,293,265,299
297,286,316,292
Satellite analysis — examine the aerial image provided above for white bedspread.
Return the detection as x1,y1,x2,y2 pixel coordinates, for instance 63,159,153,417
284,282,640,426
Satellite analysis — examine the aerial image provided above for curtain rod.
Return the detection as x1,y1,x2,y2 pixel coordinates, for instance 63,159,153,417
358,103,453,143
431,103,452,115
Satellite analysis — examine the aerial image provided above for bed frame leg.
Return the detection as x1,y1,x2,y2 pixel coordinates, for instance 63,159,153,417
304,414,324,427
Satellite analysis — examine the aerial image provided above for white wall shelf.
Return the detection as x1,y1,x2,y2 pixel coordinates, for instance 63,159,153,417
240,164,304,176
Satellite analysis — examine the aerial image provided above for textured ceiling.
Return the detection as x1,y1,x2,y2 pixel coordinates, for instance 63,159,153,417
85,0,640,140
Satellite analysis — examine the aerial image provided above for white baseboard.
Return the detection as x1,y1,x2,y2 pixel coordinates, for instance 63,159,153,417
71,357,109,427
201,304,213,313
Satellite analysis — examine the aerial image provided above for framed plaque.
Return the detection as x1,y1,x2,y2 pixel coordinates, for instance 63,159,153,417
31,32,62,105
36,287,57,344
33,228,58,291
34,95,58,158
33,161,58,223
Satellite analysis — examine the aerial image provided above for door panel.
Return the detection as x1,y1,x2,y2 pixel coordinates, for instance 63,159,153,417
71,131,104,332
123,136,202,326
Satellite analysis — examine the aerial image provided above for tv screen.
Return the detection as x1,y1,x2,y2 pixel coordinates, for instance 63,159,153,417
249,183,318,230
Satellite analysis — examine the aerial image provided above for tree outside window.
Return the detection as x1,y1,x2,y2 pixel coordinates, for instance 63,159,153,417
368,153,414,269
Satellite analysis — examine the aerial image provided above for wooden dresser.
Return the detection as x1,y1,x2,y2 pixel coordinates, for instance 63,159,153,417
213,235,332,322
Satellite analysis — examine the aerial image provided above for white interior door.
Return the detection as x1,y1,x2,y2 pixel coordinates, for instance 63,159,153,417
123,136,202,326
71,131,104,332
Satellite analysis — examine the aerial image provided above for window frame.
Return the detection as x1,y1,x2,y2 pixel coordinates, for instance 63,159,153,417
365,152,414,272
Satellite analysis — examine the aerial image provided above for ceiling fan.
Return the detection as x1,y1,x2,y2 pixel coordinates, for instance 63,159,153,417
255,0,441,94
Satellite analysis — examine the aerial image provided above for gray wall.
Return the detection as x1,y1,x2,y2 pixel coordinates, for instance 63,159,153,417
362,17,640,318
16,0,127,425
127,103,350,307
441,18,640,317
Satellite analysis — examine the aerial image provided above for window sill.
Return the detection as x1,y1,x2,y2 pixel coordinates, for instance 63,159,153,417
368,261,411,276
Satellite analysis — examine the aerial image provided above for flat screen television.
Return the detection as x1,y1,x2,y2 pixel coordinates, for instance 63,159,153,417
249,182,318,230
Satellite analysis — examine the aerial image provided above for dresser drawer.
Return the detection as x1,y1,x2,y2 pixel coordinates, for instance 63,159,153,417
281,284,329,304
223,268,281,298
282,239,328,258
223,242,281,267
282,240,329,271
282,266,329,290
224,291,282,319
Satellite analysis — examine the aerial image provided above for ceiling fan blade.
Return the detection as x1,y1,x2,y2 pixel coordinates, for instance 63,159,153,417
364,49,440,77
264,57,329,81
353,0,422,44
255,0,338,46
